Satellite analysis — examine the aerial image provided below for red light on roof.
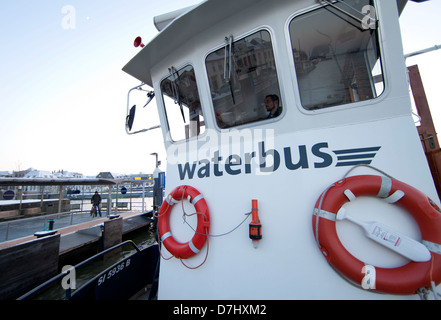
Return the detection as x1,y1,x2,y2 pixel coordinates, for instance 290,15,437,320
134,36,145,48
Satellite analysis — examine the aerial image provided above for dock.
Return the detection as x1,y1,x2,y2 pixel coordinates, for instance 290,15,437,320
0,210,151,252
0,172,164,299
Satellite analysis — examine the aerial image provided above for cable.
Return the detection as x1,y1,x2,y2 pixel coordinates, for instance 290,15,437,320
343,164,395,180
182,210,252,238
180,239,209,270
156,186,252,269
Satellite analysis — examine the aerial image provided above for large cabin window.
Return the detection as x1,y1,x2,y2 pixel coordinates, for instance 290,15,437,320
161,65,205,141
289,0,384,110
206,30,282,129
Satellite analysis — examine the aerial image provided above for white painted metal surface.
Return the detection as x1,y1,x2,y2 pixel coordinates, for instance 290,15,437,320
123,0,440,299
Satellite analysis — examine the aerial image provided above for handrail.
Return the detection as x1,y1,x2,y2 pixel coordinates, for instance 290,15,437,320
17,240,141,300
0,198,149,242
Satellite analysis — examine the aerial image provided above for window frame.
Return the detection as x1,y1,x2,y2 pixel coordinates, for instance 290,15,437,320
204,26,285,131
286,0,387,115
159,63,207,143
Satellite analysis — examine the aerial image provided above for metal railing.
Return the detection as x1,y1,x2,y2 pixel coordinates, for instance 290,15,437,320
17,240,142,300
0,198,153,242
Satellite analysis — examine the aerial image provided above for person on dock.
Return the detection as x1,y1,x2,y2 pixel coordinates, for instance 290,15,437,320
91,191,102,217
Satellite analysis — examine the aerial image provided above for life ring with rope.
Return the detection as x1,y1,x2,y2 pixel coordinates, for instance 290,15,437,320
312,175,441,295
158,185,210,259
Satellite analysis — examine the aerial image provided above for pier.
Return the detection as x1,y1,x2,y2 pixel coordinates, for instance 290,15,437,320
0,176,153,220
0,210,151,252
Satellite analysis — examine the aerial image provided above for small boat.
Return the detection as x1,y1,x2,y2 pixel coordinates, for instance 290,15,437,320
122,0,441,300
20,0,439,301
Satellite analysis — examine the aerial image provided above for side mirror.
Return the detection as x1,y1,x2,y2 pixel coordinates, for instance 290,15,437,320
126,105,136,131
126,84,161,135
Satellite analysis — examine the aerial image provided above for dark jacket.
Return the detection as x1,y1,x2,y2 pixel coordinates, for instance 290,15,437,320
91,193,101,205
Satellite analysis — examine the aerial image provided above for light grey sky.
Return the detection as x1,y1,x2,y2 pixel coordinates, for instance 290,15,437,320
0,1,439,176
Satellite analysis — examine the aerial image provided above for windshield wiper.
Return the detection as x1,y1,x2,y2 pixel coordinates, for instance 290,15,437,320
169,67,186,122
224,35,236,104
142,91,155,108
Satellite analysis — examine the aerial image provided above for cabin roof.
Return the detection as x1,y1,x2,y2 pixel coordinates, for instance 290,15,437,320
122,0,259,87
122,0,410,87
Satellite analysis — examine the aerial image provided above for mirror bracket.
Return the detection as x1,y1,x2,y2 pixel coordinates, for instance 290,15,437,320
125,83,161,135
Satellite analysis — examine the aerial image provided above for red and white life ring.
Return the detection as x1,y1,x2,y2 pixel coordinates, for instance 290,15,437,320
158,185,210,259
312,175,441,295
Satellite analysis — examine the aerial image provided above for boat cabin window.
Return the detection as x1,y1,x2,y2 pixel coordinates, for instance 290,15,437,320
160,65,205,141
206,30,281,129
289,0,384,110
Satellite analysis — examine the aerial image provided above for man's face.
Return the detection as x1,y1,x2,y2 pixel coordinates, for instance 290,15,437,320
265,97,274,111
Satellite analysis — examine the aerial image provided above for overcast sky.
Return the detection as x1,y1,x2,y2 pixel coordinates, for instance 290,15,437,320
0,0,439,176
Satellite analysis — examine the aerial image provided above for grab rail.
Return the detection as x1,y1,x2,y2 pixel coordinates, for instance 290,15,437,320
17,240,141,300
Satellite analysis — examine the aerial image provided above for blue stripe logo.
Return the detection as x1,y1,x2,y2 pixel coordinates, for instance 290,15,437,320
333,147,381,167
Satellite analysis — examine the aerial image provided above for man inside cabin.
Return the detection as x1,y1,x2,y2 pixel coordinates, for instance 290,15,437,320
265,94,282,119
91,191,102,217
